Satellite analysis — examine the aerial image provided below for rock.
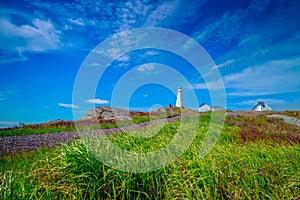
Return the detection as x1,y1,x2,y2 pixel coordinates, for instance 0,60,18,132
267,114,300,127
226,112,239,118
82,106,131,121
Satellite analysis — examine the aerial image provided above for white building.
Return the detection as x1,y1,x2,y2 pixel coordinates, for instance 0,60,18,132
211,106,224,111
198,103,224,112
198,103,211,112
252,101,272,111
176,87,184,108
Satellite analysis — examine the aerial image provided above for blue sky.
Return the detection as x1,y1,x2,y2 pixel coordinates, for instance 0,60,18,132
0,0,300,127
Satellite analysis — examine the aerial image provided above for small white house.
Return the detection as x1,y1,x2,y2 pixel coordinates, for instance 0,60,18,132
211,106,225,111
198,103,211,112
252,101,272,111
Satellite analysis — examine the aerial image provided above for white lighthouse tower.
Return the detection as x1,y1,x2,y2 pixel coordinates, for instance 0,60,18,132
176,87,184,108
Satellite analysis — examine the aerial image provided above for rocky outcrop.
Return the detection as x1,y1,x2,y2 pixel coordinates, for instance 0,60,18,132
267,114,300,127
82,106,131,121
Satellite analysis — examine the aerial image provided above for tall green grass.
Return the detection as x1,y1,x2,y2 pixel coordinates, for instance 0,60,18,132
0,126,76,137
1,113,299,199
0,113,179,137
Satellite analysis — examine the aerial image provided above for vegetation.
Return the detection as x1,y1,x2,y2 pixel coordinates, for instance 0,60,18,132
0,110,180,137
1,113,300,199
280,110,300,119
0,123,76,137
227,114,300,144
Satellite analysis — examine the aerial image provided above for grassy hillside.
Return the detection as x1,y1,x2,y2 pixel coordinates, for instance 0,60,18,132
0,107,181,137
1,113,299,199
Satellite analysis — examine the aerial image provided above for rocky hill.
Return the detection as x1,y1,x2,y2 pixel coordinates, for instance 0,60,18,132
82,106,132,121
81,106,200,122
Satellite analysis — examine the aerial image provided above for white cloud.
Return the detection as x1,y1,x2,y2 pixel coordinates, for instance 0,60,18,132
106,48,121,58
193,10,244,46
224,57,300,96
68,18,85,26
144,0,179,26
227,91,289,97
236,99,286,106
192,0,300,74
117,62,130,68
191,79,224,90
0,86,17,100
143,94,148,97
215,59,236,69
198,60,236,78
90,62,100,67
63,24,72,30
0,49,28,63
145,50,159,56
117,54,130,62
58,103,79,108
137,64,155,72
0,17,62,53
86,98,109,104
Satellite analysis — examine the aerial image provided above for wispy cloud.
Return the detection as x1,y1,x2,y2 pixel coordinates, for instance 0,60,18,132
114,54,130,68
236,99,286,106
117,62,130,68
58,103,79,108
191,79,224,90
106,48,121,59
0,51,28,64
90,62,100,67
137,64,155,72
0,14,63,63
144,0,179,27
193,0,300,66
145,50,159,56
0,17,62,53
215,59,236,69
198,59,236,79
68,18,85,26
85,98,109,104
225,57,300,96
117,54,130,62
0,86,17,100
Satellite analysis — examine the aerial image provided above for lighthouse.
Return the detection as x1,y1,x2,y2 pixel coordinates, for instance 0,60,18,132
176,87,184,108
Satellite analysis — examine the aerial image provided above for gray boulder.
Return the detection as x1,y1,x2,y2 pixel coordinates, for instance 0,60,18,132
82,106,131,121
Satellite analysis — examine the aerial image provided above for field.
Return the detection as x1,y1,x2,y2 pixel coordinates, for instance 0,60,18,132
1,111,300,199
0,108,180,137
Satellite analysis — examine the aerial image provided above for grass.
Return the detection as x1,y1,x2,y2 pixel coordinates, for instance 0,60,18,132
1,113,300,199
280,110,300,119
227,114,300,144
0,112,179,137
0,125,75,137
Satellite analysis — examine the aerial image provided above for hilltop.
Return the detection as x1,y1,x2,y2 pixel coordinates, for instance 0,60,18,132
0,106,197,137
